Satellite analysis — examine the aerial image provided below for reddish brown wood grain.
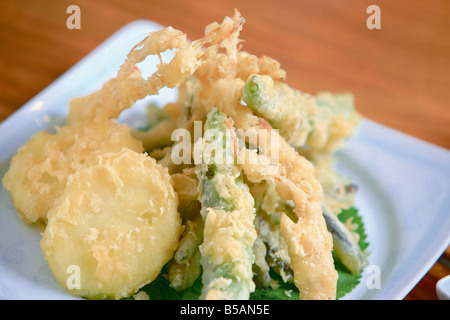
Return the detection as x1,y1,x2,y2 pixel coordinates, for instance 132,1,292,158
0,0,448,300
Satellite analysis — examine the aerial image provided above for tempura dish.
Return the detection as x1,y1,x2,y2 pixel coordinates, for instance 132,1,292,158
2,10,369,300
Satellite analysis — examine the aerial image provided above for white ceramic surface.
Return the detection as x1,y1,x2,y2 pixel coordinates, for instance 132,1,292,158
436,275,450,300
0,20,449,300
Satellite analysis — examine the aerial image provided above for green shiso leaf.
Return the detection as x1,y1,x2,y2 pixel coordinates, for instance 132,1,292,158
334,206,369,299
135,266,202,300
338,207,369,252
131,207,368,300
250,270,299,300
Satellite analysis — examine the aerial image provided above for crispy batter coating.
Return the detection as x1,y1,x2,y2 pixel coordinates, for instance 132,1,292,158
242,75,361,152
184,51,338,299
67,10,245,125
238,130,338,300
40,149,181,300
2,120,143,224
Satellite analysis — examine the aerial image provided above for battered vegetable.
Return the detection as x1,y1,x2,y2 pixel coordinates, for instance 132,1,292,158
2,120,143,224
323,209,368,276
251,182,294,283
67,11,245,125
238,133,339,300
196,107,257,300
192,62,339,299
242,74,361,152
40,149,182,299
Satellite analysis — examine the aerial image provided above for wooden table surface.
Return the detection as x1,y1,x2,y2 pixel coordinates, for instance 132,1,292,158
0,0,449,300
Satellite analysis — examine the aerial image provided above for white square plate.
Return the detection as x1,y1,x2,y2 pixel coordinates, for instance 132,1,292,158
0,20,449,300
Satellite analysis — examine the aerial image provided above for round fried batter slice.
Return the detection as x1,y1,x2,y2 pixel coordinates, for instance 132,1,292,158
40,148,181,300
2,120,143,224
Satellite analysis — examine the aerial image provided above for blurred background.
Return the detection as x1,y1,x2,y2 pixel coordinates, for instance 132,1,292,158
0,0,449,299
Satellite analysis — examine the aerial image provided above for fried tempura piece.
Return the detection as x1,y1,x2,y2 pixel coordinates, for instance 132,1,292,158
242,75,361,152
67,10,245,125
178,51,338,299
196,108,257,300
251,183,294,283
168,172,204,291
40,148,182,300
238,128,338,300
239,138,338,300
2,120,143,224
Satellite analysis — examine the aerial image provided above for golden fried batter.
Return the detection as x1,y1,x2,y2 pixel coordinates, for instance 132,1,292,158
2,120,143,224
40,148,181,300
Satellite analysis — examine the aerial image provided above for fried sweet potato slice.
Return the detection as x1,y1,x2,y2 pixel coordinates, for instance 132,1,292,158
40,148,182,300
